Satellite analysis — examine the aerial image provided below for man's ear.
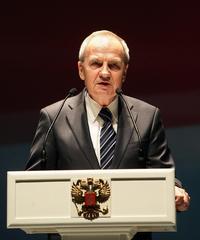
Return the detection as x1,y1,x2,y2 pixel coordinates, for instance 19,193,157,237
78,61,85,81
122,64,129,82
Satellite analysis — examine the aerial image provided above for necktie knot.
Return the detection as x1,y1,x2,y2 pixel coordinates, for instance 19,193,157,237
99,108,112,123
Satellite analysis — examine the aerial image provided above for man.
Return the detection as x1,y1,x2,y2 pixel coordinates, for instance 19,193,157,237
26,30,190,239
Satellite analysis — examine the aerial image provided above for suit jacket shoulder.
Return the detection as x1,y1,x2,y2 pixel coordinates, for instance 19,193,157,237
124,95,158,112
40,91,84,120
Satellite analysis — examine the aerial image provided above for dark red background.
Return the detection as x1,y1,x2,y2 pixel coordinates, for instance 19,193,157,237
1,2,200,130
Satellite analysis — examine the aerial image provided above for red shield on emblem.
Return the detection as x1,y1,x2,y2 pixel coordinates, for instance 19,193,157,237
85,192,96,206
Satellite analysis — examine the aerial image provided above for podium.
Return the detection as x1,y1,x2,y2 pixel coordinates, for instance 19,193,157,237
7,169,176,240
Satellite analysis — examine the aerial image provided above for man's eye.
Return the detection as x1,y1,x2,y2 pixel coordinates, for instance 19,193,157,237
90,62,102,68
109,63,120,70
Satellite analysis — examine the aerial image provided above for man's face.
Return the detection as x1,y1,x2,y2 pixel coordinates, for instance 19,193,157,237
78,36,128,106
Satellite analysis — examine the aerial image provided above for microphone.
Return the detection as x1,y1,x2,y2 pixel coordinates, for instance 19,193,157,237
116,88,143,159
26,88,78,171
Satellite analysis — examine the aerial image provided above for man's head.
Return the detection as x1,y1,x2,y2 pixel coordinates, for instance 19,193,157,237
78,30,129,106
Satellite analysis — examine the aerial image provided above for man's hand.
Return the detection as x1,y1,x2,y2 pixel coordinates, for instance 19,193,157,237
175,186,190,211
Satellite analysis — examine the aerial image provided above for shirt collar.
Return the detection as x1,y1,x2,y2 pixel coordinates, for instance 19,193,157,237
85,92,118,123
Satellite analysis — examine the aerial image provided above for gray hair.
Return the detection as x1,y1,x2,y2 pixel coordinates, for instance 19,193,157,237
78,30,130,64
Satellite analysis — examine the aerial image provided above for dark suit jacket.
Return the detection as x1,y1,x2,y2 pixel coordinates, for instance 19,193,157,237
26,89,174,170
26,89,175,240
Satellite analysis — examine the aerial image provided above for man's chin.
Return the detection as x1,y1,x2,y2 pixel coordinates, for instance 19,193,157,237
92,92,116,106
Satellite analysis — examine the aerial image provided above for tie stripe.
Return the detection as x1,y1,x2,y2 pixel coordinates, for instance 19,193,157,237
99,108,116,169
101,141,116,160
100,127,115,149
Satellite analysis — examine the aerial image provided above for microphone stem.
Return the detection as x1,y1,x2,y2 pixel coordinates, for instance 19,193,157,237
121,96,141,144
116,90,143,157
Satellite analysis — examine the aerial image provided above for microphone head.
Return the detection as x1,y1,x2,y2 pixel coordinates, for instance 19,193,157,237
69,88,78,96
116,88,123,95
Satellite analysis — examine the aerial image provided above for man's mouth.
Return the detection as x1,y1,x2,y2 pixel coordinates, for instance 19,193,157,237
97,82,110,86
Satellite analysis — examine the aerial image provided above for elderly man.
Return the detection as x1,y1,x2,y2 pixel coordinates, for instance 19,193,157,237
26,30,190,240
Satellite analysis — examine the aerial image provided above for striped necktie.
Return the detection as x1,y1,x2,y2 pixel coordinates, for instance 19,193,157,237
99,108,116,169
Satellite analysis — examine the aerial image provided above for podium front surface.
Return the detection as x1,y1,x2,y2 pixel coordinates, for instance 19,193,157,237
7,169,176,240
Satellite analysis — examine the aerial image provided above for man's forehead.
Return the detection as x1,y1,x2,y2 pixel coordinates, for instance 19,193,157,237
85,41,123,59
88,54,123,62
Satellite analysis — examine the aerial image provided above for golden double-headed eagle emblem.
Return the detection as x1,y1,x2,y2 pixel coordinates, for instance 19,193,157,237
71,178,111,220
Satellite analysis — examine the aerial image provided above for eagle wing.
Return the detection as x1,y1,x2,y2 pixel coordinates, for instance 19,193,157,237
97,181,111,203
71,182,84,204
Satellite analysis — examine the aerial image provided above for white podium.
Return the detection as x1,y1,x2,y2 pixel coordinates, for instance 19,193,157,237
7,169,176,240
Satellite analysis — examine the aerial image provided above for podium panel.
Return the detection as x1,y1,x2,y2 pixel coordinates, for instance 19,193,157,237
7,169,176,240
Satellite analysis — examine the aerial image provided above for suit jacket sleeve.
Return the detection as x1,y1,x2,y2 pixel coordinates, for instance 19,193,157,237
143,107,182,187
25,108,57,170
145,108,174,168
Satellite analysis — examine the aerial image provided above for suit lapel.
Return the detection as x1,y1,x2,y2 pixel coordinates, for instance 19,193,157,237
65,91,100,169
111,97,138,168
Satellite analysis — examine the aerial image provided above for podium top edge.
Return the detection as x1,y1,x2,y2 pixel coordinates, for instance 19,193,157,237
7,168,175,178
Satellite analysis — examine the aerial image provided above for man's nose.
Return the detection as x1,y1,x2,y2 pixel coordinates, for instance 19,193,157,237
99,64,110,79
